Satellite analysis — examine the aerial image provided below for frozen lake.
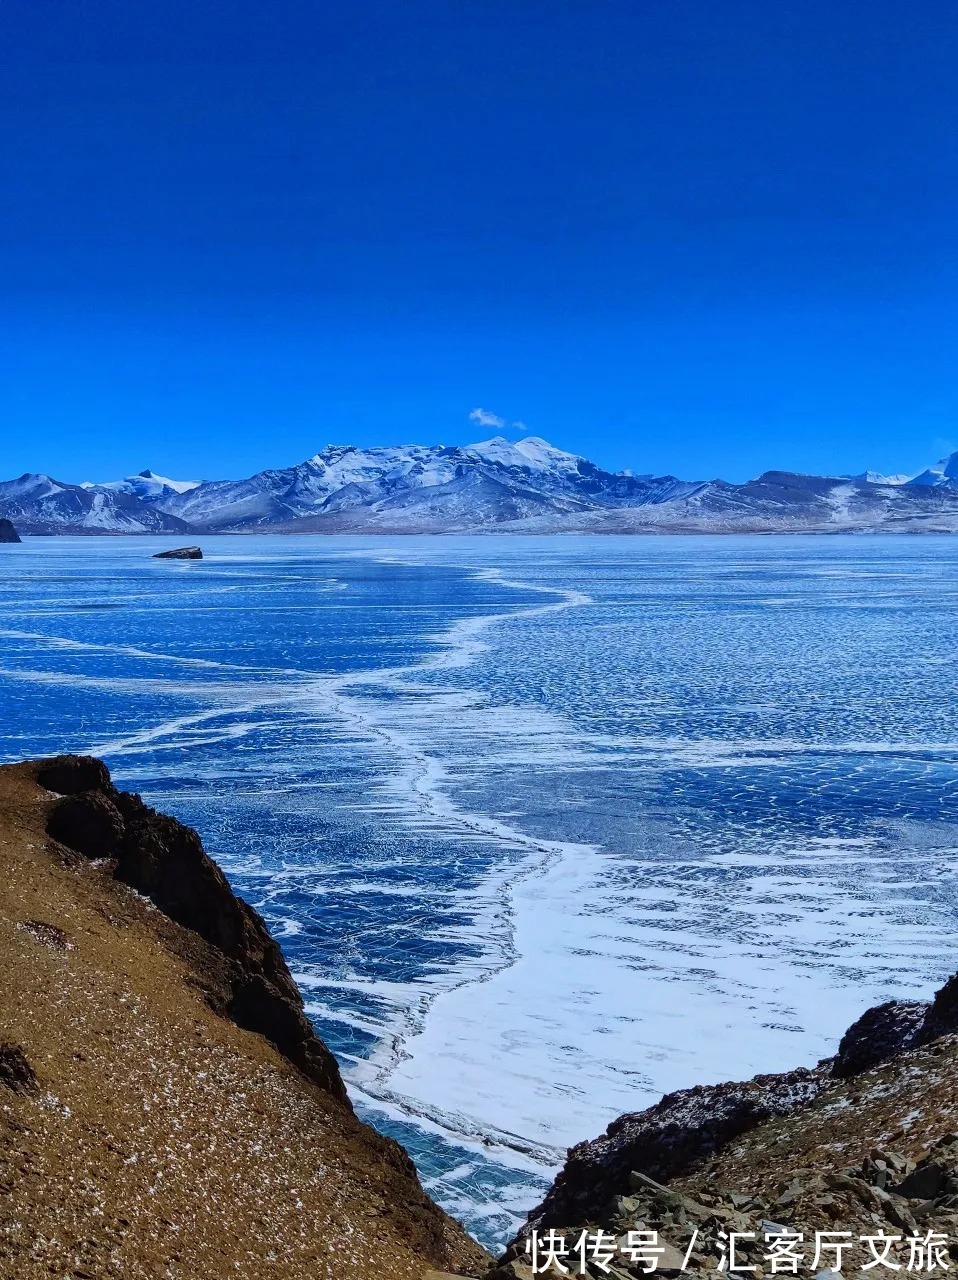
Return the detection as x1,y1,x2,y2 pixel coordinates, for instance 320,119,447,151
2,533,957,1249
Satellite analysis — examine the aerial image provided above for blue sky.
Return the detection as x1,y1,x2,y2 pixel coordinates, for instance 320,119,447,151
1,0,955,483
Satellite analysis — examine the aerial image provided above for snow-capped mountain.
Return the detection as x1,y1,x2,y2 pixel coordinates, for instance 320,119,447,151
851,470,912,486
0,474,195,534
154,436,706,531
82,470,202,503
848,451,958,489
623,468,958,534
908,451,958,489
5,438,958,535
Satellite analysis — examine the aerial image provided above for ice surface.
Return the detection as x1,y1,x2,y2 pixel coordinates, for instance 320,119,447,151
1,533,957,1250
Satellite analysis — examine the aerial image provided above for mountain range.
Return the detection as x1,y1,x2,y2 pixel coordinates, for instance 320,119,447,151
3,437,958,535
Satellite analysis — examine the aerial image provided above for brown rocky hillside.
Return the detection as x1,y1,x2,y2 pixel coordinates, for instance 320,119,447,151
0,755,490,1280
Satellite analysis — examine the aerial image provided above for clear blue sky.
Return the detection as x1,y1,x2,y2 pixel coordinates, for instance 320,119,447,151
1,0,955,483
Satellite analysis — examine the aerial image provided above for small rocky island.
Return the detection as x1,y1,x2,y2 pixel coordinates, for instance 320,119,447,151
153,544,202,559
0,517,21,543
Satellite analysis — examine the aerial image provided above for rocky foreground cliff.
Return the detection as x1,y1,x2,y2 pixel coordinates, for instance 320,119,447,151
487,977,958,1278
0,755,490,1279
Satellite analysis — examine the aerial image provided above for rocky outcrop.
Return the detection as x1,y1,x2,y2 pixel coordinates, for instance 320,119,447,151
522,1066,830,1235
0,1043,37,1093
496,977,958,1275
490,1130,958,1279
153,544,203,559
832,999,928,1077
39,754,345,1100
918,971,958,1044
0,518,20,543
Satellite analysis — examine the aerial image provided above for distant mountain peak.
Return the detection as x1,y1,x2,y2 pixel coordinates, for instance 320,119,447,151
83,471,202,501
464,434,586,474
908,450,958,488
853,470,912,486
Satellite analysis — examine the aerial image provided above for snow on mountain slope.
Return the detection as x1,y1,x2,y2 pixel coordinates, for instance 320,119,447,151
853,470,912,486
0,474,195,534
156,437,707,531
156,446,454,528
283,466,598,532
463,435,584,475
908,451,958,489
602,470,958,533
85,470,202,503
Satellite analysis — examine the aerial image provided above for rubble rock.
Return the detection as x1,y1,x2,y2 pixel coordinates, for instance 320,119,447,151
893,1136,958,1200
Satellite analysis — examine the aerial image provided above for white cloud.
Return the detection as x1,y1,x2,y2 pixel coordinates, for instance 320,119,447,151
469,407,506,430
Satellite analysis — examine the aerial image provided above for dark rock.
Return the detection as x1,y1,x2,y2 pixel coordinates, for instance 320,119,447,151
760,1220,789,1237
522,1065,829,1233
227,973,345,1100
111,794,258,954
112,787,346,1100
893,1136,958,1201
36,754,112,796
0,1043,38,1093
607,1192,643,1220
918,973,958,1044
47,790,126,858
885,1198,921,1234
153,545,203,560
896,1164,946,1200
832,999,928,1078
19,919,71,949
33,754,348,1103
0,518,21,543
627,1169,716,1219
